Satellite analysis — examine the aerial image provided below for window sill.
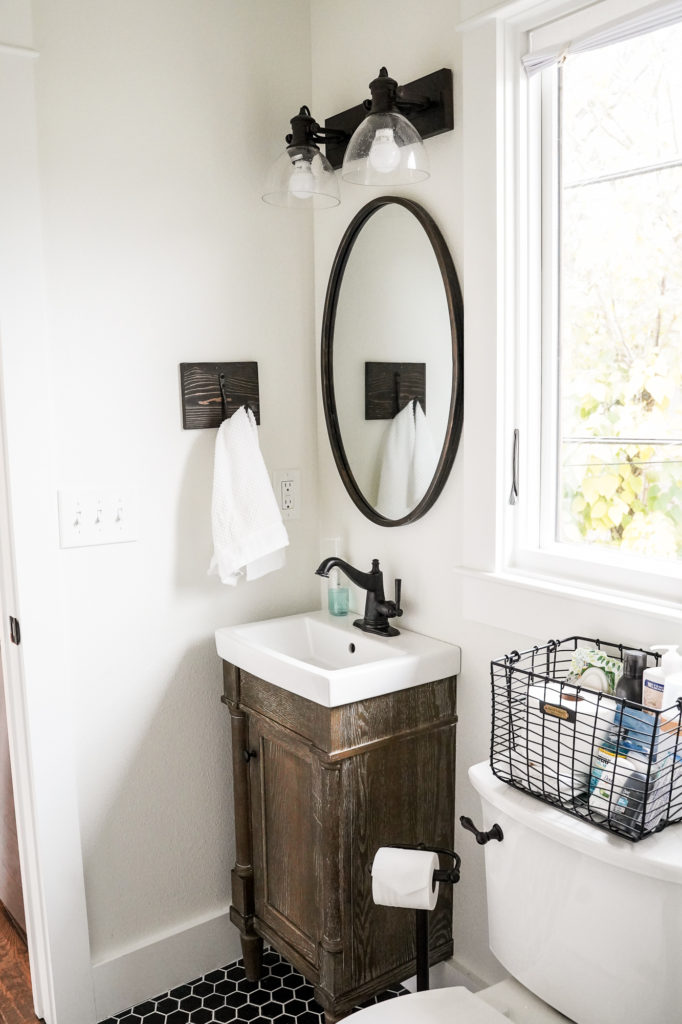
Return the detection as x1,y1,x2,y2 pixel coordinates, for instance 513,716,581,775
454,566,681,645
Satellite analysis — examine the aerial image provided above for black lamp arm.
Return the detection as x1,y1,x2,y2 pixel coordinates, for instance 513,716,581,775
395,93,432,115
310,124,350,145
361,92,431,115
285,106,349,150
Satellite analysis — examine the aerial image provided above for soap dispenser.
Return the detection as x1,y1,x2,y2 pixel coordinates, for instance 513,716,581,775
325,537,349,617
328,568,350,616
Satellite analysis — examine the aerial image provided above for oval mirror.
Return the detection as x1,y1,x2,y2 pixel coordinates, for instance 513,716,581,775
321,197,463,525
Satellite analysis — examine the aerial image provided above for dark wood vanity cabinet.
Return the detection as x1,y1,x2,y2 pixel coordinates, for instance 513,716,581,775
222,663,457,1023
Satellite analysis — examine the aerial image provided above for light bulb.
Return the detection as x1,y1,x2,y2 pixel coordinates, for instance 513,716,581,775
368,128,401,174
289,157,315,199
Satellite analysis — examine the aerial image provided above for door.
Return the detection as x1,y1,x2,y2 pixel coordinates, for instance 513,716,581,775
248,715,321,968
0,653,24,932
0,27,96,1024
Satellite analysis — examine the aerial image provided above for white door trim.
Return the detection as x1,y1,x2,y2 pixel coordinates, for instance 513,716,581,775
0,16,96,1024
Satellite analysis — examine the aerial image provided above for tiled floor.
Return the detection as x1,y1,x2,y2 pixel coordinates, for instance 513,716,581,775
99,948,407,1024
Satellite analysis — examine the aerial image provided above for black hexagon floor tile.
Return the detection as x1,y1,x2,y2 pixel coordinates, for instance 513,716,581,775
98,947,407,1023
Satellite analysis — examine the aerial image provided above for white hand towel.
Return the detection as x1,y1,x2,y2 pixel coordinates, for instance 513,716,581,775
208,406,289,585
375,401,416,519
409,401,438,506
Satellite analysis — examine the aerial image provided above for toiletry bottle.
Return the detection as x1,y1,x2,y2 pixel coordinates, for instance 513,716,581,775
611,769,648,837
328,567,350,616
615,650,647,706
322,536,350,616
643,645,682,711
589,739,635,818
660,668,682,723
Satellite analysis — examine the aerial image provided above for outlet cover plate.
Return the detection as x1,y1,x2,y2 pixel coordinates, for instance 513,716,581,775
272,469,300,521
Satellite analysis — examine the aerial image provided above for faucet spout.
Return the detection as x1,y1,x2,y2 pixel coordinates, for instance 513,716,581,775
315,557,402,637
315,556,382,595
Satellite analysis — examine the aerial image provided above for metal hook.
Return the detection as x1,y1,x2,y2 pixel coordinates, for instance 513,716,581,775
394,371,402,415
219,373,255,422
219,373,230,421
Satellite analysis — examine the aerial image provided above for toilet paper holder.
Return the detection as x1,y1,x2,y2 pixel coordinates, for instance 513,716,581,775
383,842,461,993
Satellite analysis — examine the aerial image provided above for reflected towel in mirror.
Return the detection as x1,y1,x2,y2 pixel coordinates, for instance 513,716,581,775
376,400,438,519
411,400,438,503
209,406,289,585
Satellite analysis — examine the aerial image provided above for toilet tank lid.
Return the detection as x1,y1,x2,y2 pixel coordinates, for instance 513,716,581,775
469,761,682,885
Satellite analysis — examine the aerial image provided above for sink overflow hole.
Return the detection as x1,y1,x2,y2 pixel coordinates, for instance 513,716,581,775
348,643,356,654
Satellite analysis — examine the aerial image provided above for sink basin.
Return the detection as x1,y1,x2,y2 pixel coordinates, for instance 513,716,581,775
215,610,460,707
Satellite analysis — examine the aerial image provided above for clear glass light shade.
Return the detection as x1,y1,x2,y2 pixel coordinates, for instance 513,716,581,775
341,111,430,186
262,146,340,208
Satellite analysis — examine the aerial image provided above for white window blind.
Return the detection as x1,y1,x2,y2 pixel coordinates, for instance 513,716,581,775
522,0,682,74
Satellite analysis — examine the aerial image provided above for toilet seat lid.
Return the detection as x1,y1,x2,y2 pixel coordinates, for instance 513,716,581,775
351,987,509,1023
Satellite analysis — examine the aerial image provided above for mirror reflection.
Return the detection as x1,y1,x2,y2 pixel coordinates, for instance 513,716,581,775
322,198,463,525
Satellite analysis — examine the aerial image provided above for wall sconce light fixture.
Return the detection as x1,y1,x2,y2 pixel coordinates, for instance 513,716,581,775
262,106,348,209
343,67,429,185
325,67,453,186
263,68,453,207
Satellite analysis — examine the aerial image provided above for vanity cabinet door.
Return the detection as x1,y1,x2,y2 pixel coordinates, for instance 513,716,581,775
345,720,456,988
248,713,322,969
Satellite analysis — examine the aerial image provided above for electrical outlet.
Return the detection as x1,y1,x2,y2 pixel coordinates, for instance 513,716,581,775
58,488,138,547
281,479,294,511
272,469,301,520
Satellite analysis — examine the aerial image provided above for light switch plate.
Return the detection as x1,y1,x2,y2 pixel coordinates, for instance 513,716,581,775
58,488,138,547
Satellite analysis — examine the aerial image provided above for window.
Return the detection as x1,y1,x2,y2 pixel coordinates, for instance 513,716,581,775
514,4,682,598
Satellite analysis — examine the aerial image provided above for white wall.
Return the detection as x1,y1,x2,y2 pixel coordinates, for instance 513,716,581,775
8,0,679,1016
311,0,682,987
310,0,507,980
24,0,320,1015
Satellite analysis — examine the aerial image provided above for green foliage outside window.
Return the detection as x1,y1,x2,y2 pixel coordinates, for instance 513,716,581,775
558,25,682,560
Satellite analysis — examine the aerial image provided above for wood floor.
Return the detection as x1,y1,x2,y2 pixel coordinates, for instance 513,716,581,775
0,903,39,1024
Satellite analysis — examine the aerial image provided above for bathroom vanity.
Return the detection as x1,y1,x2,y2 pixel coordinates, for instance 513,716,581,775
220,627,458,1023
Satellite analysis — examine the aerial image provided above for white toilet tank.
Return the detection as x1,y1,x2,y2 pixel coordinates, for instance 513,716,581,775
469,761,682,1024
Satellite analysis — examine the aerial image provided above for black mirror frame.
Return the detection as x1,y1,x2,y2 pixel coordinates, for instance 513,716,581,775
321,196,464,526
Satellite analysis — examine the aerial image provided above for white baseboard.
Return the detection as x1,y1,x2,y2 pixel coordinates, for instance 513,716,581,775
403,957,490,994
92,905,241,1020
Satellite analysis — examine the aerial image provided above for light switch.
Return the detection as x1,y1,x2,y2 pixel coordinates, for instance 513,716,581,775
58,488,138,547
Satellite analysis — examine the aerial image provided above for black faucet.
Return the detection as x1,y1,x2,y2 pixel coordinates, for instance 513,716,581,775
315,557,403,637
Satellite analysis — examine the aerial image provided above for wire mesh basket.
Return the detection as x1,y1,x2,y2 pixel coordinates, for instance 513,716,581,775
491,637,682,842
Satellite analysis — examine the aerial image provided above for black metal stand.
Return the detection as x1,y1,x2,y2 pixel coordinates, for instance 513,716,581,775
385,843,461,992
416,909,430,992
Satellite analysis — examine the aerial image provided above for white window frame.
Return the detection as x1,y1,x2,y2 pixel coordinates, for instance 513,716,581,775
502,0,682,606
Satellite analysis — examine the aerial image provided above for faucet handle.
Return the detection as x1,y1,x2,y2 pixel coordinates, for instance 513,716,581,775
394,578,403,617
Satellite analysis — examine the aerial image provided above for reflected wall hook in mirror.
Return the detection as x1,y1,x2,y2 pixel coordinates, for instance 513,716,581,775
180,362,260,429
365,361,427,420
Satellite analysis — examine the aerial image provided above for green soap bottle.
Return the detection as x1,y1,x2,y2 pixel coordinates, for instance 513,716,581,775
328,568,349,616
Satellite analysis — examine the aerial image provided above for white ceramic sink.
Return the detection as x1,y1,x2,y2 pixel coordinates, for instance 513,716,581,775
215,610,460,707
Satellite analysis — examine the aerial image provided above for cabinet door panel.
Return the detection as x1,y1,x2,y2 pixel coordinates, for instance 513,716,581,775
346,722,455,987
249,717,319,965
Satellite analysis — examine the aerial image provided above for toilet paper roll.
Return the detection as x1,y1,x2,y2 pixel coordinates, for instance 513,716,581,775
371,847,439,911
578,666,610,693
